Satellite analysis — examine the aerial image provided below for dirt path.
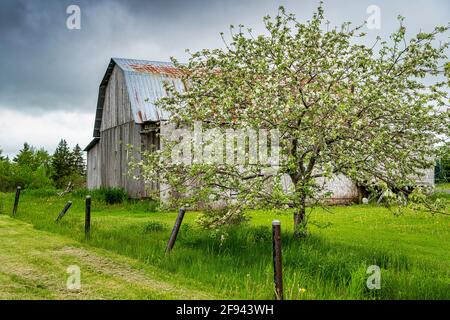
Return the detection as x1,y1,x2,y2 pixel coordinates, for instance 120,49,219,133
0,215,211,299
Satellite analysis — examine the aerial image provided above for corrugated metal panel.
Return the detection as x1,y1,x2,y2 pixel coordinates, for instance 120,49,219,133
112,58,185,124
124,72,185,123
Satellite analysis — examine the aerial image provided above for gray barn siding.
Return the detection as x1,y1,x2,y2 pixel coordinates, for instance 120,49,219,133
100,66,133,131
99,121,146,198
140,126,160,192
416,168,435,186
86,142,101,189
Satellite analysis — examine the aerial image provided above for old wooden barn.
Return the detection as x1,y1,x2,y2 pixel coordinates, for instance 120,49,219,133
84,58,186,198
85,58,434,201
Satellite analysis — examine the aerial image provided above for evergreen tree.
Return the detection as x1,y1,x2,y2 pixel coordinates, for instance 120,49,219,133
3,143,54,190
0,148,6,162
0,150,12,191
13,143,52,171
34,148,52,172
13,143,35,167
436,143,450,182
72,144,86,176
51,139,75,187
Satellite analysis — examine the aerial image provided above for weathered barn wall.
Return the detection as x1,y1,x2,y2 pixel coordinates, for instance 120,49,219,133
281,173,360,204
415,168,435,186
99,121,145,197
140,124,160,193
318,174,360,204
100,66,133,131
86,142,101,189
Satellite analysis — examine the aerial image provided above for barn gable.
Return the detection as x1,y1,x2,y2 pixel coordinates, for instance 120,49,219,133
92,58,186,138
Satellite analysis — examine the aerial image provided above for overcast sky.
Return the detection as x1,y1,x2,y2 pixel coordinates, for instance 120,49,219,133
0,0,448,157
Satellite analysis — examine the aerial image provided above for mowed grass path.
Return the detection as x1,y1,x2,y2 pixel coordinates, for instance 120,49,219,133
0,215,213,299
0,190,449,299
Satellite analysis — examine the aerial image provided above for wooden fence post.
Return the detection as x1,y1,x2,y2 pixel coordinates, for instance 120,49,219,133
165,208,186,254
272,220,283,300
12,186,21,217
55,201,73,222
85,196,91,240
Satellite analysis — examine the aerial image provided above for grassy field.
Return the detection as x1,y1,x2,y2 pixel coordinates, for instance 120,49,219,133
0,189,449,300
0,215,212,299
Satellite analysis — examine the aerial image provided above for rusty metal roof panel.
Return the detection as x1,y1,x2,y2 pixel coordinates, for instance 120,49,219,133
115,58,185,123
113,58,175,72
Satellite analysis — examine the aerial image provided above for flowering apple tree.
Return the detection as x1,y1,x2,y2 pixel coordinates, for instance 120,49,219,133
131,4,449,237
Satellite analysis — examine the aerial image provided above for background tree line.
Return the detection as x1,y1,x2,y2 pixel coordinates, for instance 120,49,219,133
0,139,86,192
435,143,450,183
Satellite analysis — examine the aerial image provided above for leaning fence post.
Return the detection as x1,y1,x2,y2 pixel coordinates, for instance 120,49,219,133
55,201,73,222
165,207,186,254
12,186,21,217
272,220,283,300
85,196,91,240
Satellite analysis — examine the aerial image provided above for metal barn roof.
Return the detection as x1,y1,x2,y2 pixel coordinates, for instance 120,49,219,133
92,58,186,138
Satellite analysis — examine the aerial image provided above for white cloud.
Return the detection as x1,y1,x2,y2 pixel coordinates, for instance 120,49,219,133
0,108,93,157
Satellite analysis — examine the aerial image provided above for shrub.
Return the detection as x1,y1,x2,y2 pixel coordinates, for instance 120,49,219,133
0,161,54,192
72,187,127,204
435,158,450,183
103,188,127,204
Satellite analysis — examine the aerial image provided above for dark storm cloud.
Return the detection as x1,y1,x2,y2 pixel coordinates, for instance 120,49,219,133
0,0,93,113
0,0,448,114
0,0,261,113
0,0,448,157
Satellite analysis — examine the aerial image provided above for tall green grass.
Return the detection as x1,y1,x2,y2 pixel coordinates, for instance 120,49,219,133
3,191,449,299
